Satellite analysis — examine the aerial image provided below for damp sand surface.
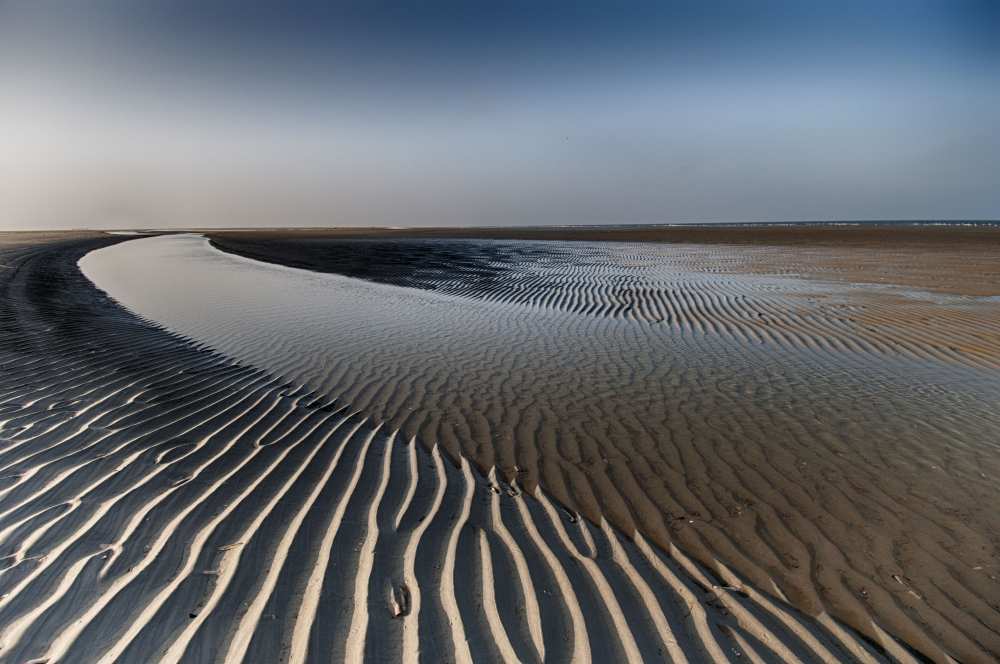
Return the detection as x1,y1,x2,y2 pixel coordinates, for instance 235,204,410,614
75,228,1000,662
212,223,1000,296
1,232,892,663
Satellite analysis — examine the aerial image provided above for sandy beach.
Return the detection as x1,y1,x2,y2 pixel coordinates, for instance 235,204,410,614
1,226,998,662
5,0,998,660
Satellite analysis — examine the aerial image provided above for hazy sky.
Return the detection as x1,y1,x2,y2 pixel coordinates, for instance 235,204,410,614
2,1,999,229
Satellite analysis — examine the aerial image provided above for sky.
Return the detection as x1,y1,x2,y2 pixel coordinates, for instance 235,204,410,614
1,1,999,229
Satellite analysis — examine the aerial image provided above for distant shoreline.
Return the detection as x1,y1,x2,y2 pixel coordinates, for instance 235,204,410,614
4,219,1000,237
203,220,1000,251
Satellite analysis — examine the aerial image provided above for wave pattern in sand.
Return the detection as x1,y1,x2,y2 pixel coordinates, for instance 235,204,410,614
0,237,898,662
77,234,1000,662
211,236,1000,369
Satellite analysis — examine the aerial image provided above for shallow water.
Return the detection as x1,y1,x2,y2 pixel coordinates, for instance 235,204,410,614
81,233,1000,660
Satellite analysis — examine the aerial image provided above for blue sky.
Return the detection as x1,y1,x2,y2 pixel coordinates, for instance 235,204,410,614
1,1,998,228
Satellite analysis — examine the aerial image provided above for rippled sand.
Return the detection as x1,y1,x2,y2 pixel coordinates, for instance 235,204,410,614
71,228,1000,662
0,233,894,663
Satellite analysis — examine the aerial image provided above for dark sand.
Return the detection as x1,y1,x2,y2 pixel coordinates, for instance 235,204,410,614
212,223,1000,296
0,231,895,662
192,225,1000,662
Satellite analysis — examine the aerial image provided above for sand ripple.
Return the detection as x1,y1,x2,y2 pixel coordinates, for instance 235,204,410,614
76,234,1000,662
0,236,897,662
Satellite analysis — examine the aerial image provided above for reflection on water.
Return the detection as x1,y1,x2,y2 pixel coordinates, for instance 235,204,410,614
81,233,1000,659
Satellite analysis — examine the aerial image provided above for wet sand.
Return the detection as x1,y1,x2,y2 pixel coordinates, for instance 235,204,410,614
0,232,891,663
2,226,999,662
212,223,1000,296
74,227,1000,662
201,226,999,662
